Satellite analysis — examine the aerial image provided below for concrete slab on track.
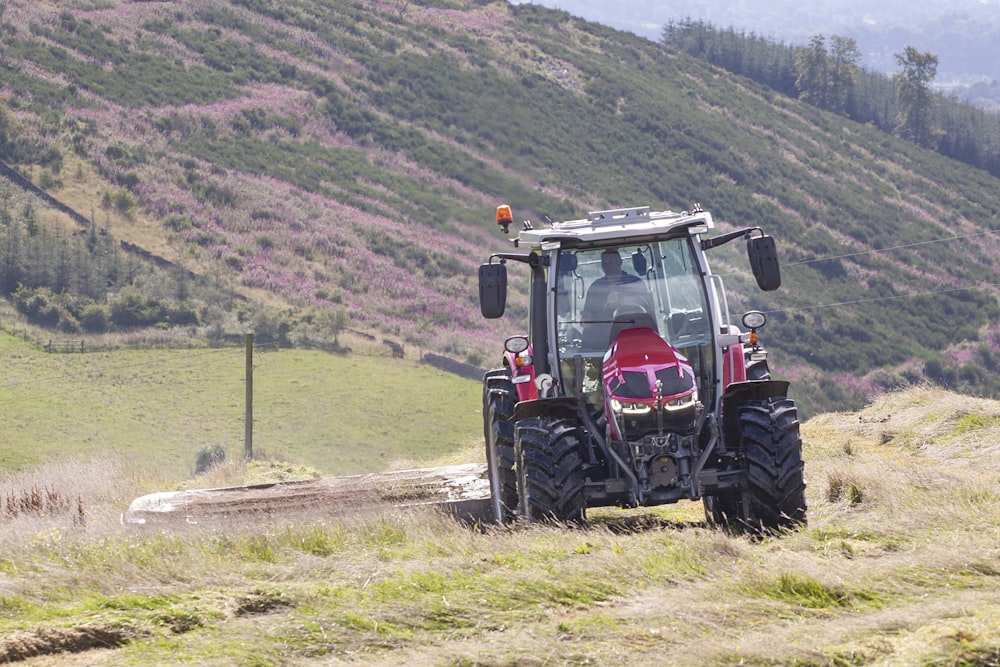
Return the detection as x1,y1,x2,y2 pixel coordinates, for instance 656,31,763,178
123,463,491,527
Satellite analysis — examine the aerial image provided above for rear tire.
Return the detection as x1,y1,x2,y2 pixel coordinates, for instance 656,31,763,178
515,416,586,524
483,371,518,523
707,396,806,535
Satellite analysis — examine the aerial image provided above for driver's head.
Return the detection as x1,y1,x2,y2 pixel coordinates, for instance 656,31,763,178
601,249,623,277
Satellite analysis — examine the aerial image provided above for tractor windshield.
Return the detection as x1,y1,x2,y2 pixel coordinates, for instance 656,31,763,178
555,239,713,400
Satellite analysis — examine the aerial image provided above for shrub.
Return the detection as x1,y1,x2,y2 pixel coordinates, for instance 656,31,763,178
79,302,111,333
120,171,140,190
38,170,62,189
110,286,164,329
195,444,226,475
56,308,81,333
13,286,61,327
167,302,200,326
112,189,135,215
164,215,195,232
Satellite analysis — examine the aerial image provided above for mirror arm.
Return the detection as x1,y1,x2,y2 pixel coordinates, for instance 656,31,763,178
490,253,531,265
700,226,761,251
489,253,546,268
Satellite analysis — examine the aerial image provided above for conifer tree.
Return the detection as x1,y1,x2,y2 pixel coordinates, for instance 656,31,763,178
795,35,828,108
894,47,939,147
829,36,861,114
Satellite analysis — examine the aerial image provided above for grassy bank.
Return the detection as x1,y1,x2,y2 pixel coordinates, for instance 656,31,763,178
0,331,483,480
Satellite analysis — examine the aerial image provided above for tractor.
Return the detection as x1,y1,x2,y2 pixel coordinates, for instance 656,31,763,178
478,204,806,534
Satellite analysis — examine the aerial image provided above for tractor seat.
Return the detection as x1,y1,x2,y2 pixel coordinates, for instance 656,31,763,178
609,311,659,344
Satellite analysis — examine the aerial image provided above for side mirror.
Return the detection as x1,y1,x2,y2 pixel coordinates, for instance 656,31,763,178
558,253,578,273
747,235,781,291
479,263,507,318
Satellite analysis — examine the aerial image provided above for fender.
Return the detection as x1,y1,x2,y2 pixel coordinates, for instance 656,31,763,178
720,379,790,450
512,396,579,423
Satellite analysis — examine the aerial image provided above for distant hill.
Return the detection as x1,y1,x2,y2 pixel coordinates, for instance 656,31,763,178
513,0,1000,106
1,0,999,416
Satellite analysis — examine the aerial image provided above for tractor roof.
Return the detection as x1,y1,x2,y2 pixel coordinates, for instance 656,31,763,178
514,206,714,249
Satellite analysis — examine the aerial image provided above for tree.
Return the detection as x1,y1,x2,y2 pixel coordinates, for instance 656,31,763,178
0,219,23,294
0,107,12,160
323,306,349,345
893,47,939,147
795,35,828,108
795,35,860,113
828,36,861,114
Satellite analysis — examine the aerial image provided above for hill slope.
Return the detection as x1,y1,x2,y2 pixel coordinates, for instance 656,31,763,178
1,386,999,665
1,0,999,415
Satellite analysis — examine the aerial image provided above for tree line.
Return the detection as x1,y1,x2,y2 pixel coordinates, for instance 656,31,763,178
661,20,1000,176
0,186,200,334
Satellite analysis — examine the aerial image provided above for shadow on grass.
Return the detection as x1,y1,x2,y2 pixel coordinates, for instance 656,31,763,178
588,510,708,534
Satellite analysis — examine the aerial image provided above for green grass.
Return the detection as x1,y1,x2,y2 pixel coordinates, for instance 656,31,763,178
0,331,482,479
2,488,998,665
954,412,1000,434
3,387,1000,665
746,572,884,610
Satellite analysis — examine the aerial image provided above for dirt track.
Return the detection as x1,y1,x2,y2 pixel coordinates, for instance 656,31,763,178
122,463,492,527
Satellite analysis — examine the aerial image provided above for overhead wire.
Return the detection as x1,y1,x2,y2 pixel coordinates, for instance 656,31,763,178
718,224,1000,314
2,225,997,401
0,344,244,392
782,226,1000,268
0,337,301,408
761,280,1000,315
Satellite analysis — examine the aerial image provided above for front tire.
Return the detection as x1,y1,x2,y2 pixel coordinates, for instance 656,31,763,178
515,416,586,524
707,396,806,535
483,371,518,524
703,489,743,529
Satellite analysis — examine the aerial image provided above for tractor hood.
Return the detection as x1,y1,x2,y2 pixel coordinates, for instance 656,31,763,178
601,327,698,438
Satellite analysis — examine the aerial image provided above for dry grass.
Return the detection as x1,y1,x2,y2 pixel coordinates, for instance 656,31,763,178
0,454,153,549
2,386,1000,666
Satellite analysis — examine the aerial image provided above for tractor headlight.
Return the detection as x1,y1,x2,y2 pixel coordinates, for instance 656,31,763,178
609,398,652,415
663,390,697,411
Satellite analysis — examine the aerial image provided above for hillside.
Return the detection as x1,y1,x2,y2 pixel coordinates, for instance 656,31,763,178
2,385,999,665
1,0,999,416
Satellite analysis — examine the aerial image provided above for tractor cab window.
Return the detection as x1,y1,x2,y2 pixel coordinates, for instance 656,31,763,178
555,239,713,405
556,239,711,354
556,245,657,354
656,239,712,353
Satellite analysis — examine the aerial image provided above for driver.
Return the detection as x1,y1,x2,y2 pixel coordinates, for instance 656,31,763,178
581,249,652,348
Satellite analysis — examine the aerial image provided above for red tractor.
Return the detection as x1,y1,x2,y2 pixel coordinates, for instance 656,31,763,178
479,204,806,533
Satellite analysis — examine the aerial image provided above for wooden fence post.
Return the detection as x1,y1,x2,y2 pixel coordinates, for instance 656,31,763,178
245,333,253,460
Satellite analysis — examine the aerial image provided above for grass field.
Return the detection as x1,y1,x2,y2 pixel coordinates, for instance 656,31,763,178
1,386,999,665
0,330,484,481
3,329,1000,665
